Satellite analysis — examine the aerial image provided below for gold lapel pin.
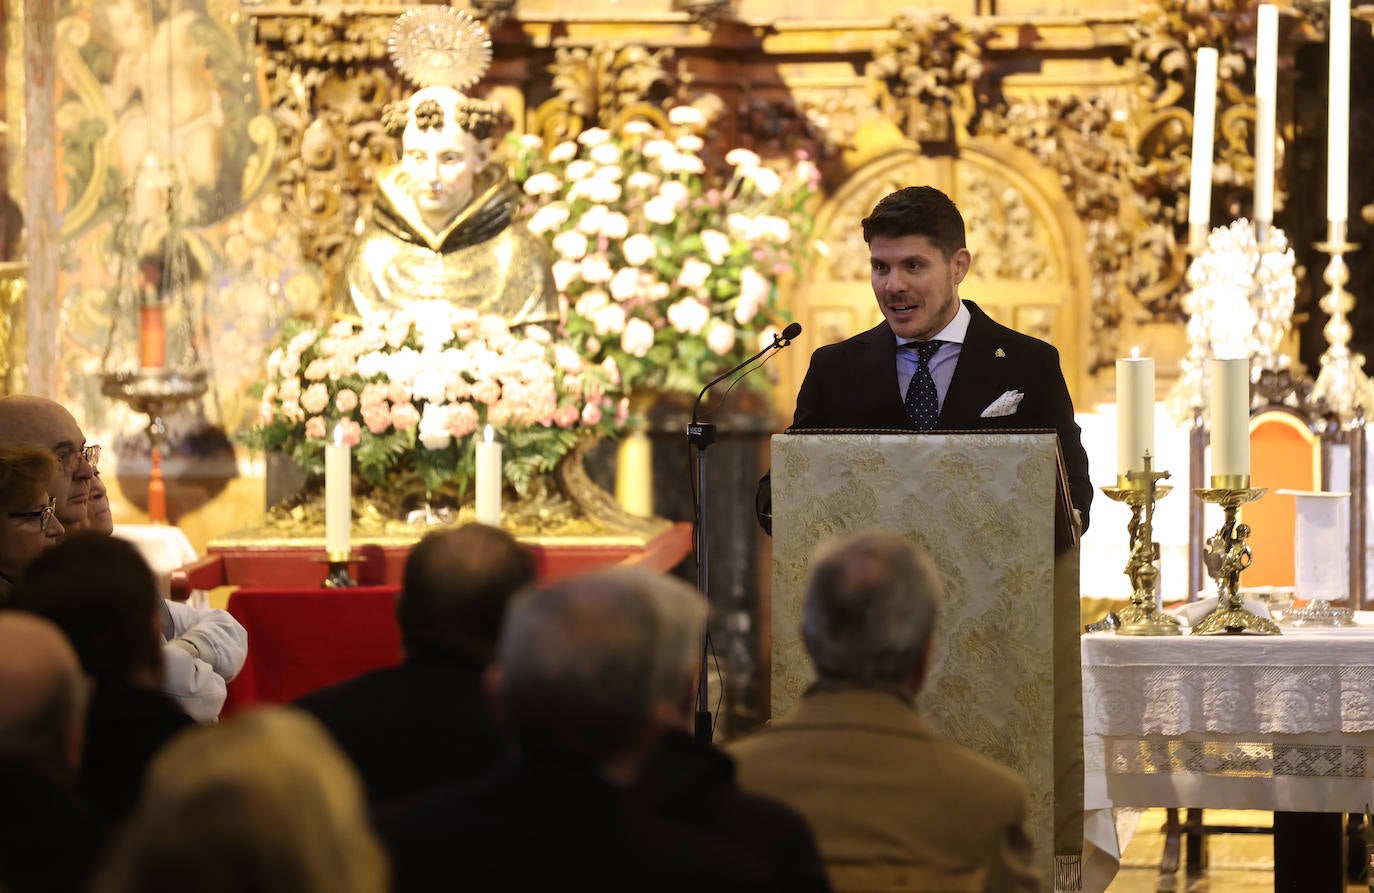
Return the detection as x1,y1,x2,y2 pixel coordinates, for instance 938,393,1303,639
995,348,1006,358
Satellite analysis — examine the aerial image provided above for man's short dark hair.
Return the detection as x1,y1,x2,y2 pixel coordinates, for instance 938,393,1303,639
9,533,162,680
860,185,967,259
396,524,537,663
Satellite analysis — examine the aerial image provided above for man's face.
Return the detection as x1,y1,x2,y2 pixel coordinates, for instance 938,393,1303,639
0,401,95,528
401,124,485,232
868,234,970,341
86,472,114,535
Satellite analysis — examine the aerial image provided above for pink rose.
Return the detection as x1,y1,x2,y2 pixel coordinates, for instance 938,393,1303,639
390,402,421,431
706,321,737,355
448,402,479,438
362,403,392,434
338,419,363,446
335,388,359,413
301,383,330,415
581,402,603,426
553,405,580,429
305,416,327,439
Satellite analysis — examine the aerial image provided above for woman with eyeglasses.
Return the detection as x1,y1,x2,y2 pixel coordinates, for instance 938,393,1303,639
0,445,66,601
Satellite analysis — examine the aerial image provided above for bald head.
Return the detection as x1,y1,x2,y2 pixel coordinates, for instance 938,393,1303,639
496,572,660,766
0,611,86,778
0,395,94,529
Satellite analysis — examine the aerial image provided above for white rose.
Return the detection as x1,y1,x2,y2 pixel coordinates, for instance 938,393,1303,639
622,234,657,266
578,127,612,147
417,403,454,450
580,254,614,284
575,290,611,317
700,229,732,265
643,196,676,225
667,105,706,128
675,134,704,153
576,204,609,235
549,141,578,162
553,344,583,371
621,318,656,357
528,203,571,235
706,320,737,355
661,153,705,175
676,257,713,290
600,211,630,239
590,142,621,165
592,303,628,336
587,180,623,204
659,180,689,206
552,260,580,292
736,266,770,324
749,167,782,197
565,159,595,181
523,171,563,196
627,171,659,191
609,266,640,302
622,120,654,136
553,229,589,260
725,148,761,170
667,297,710,335
758,215,791,241
642,139,675,159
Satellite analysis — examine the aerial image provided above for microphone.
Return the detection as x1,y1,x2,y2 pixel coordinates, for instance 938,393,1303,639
691,322,803,426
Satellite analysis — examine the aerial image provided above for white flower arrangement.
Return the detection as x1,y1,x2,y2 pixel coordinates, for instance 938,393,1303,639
508,110,819,395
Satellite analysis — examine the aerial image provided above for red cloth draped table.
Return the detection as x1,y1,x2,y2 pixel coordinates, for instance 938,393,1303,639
176,523,694,715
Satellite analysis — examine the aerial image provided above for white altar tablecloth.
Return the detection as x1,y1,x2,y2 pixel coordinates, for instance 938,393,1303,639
114,524,204,605
1079,616,1374,891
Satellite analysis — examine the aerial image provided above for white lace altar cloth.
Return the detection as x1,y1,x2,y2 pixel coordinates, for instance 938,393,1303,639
1083,621,1374,814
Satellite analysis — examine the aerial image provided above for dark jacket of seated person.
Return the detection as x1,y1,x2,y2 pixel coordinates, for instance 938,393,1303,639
9,534,195,823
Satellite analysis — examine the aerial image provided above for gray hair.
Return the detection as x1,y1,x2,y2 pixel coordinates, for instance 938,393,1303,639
633,569,708,706
801,530,943,688
497,571,663,763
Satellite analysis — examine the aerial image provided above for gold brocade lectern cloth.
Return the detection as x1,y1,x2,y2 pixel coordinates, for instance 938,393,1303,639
771,432,1084,892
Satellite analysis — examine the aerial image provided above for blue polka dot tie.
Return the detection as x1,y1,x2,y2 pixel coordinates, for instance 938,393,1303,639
903,340,946,430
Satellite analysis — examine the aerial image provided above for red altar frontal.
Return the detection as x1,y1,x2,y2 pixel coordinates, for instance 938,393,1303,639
171,524,693,714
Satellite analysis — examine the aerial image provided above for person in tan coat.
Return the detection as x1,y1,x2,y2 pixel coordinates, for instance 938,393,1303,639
728,531,1041,893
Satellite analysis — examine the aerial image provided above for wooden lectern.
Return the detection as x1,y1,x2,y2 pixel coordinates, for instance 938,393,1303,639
770,431,1083,891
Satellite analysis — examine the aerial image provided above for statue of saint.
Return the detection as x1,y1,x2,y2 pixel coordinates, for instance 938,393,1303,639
342,85,557,325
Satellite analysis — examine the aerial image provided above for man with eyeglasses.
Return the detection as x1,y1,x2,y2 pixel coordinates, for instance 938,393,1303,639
0,395,247,721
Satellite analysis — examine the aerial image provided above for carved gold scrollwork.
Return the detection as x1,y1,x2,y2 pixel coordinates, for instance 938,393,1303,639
257,14,401,310
868,10,992,147
0,262,26,393
531,45,678,145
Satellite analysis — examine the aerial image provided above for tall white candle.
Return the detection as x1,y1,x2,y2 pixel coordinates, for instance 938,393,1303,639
1328,0,1350,223
1189,47,1220,229
325,424,351,555
1116,355,1155,477
475,424,503,526
1208,358,1251,478
1254,5,1278,227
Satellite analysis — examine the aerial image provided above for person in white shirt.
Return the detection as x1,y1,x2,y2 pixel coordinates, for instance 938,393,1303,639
0,395,247,722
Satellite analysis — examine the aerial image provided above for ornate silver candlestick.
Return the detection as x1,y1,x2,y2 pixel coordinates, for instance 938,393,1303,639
1101,453,1180,635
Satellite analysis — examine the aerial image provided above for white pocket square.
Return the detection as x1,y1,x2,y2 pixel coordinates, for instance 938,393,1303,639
980,390,1024,418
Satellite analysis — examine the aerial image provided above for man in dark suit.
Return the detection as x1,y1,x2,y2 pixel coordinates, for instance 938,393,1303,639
295,522,536,812
759,185,1091,533
380,569,779,893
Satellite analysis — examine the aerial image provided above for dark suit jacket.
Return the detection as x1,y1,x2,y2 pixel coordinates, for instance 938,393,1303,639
79,681,195,823
379,756,781,893
629,730,832,893
776,299,1091,530
294,656,505,813
0,757,106,893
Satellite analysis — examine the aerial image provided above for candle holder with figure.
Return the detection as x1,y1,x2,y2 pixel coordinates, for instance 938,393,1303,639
1192,477,1281,635
1102,452,1181,635
99,169,207,524
322,551,357,589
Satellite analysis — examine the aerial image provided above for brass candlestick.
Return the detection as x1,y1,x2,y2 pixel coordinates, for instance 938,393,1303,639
1102,453,1181,635
322,550,358,589
1191,477,1281,635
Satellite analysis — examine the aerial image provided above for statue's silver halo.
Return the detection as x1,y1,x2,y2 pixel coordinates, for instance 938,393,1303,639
388,7,493,91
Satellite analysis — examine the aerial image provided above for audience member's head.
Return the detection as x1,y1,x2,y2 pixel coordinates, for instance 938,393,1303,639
94,706,387,893
494,569,665,775
64,470,114,537
0,612,87,780
397,522,536,664
637,570,709,733
9,533,163,686
802,530,943,693
0,395,98,530
0,445,65,598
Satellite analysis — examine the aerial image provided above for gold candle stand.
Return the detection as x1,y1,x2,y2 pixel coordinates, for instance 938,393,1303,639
1192,477,1281,635
1101,453,1181,635
322,550,358,589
